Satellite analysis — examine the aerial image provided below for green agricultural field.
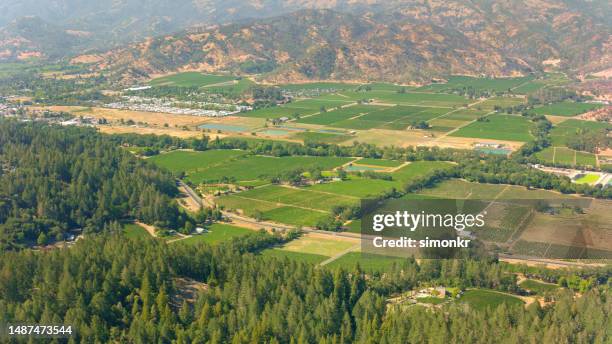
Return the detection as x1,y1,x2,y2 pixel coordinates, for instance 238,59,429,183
362,83,414,92
575,173,600,184
417,75,534,93
451,114,533,142
549,119,611,147
418,179,506,199
309,161,454,198
263,207,331,226
318,90,470,107
536,146,596,167
325,252,408,272
355,158,403,167
575,152,597,167
326,106,453,131
216,195,329,226
554,147,577,165
260,248,329,264
287,99,352,111
232,185,358,211
242,98,353,118
512,81,547,94
205,78,255,94
279,82,359,91
479,97,526,111
186,155,352,184
345,220,361,233
123,223,150,239
530,101,603,117
519,279,559,294
331,119,383,130
307,178,399,198
176,224,254,245
372,92,470,107
242,106,315,118
440,109,489,121
534,147,555,163
297,105,387,125
291,132,352,144
459,289,524,310
148,150,245,174
150,72,235,87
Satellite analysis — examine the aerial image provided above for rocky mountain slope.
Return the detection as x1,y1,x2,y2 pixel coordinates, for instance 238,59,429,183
86,1,611,83
1,0,609,83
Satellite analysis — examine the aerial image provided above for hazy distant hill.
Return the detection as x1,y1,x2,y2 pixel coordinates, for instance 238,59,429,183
0,0,346,60
89,1,611,83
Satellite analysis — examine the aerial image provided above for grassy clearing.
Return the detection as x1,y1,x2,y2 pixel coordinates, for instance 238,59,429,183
150,72,235,87
326,252,408,272
176,224,254,245
416,297,446,305
459,289,524,310
123,223,150,239
519,279,559,294
278,235,356,257
530,101,603,117
260,248,329,264
451,114,533,142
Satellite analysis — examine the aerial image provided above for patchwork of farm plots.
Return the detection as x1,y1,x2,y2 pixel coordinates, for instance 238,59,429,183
149,150,352,184
534,119,610,167
535,147,597,167
216,161,454,226
259,234,407,272
450,114,534,142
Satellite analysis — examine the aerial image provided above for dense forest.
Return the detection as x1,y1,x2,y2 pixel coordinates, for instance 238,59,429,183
0,121,182,249
0,232,608,343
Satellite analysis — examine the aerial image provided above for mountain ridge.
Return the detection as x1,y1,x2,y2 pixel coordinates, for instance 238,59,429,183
83,4,611,84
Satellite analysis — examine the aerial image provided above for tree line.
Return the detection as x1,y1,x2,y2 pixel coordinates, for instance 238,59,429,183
0,121,185,249
0,231,608,343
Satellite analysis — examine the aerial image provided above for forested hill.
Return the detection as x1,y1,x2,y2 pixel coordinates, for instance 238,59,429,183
0,121,182,249
0,232,609,342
